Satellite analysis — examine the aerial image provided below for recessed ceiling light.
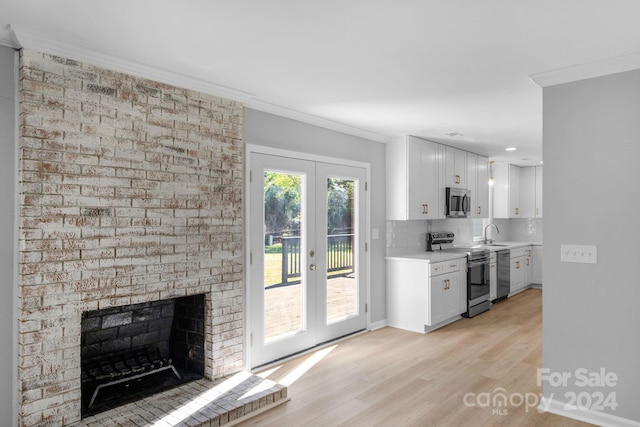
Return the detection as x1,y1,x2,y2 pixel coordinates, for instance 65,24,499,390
505,147,517,151
445,131,464,137
540,161,544,164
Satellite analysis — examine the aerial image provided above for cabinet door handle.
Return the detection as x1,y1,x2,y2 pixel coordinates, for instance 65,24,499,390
526,259,530,266
477,206,481,215
455,175,460,184
422,204,429,214
516,261,520,269
515,207,520,215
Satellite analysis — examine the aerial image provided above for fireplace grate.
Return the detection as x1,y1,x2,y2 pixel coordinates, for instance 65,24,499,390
82,347,181,409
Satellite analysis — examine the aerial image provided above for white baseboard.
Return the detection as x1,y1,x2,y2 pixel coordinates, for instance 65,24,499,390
540,396,640,427
369,319,387,331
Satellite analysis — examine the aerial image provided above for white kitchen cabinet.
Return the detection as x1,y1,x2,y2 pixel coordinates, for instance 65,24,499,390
518,166,543,219
429,258,464,325
493,163,521,218
430,271,461,325
508,165,520,218
489,252,497,301
476,155,489,218
520,167,536,218
535,166,543,218
386,136,443,220
386,256,466,333
444,146,467,188
387,135,490,220
509,247,529,294
459,265,468,314
524,247,533,286
532,245,543,285
467,153,489,218
509,256,526,294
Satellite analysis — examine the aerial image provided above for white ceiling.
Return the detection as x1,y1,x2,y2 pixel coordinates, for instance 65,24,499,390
2,0,640,165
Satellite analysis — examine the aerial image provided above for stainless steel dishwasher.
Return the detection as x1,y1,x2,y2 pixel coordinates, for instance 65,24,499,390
496,249,510,301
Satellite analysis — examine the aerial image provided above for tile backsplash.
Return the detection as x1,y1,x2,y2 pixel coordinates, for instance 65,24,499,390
386,218,543,255
386,220,428,254
498,218,543,243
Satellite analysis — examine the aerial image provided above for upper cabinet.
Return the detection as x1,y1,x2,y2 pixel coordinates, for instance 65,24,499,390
387,136,489,220
467,153,489,218
493,163,542,219
520,166,535,218
493,164,520,218
444,146,467,188
534,166,543,218
387,136,444,220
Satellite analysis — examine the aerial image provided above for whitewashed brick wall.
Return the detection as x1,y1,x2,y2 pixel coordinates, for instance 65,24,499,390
18,49,245,427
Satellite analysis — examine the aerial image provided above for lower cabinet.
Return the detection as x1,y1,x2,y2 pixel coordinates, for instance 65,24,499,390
489,252,497,301
386,256,467,333
509,246,533,295
532,245,543,285
429,268,460,325
510,256,526,294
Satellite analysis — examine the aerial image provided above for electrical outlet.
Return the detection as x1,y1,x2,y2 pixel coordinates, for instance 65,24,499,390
561,244,597,264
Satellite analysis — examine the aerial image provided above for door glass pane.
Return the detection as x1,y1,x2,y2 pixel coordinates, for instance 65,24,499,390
263,171,305,342
326,177,357,324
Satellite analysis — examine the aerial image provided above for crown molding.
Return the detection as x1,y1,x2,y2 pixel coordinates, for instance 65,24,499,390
245,99,391,144
0,37,19,49
9,25,255,102
0,26,19,49
530,52,640,88
10,25,392,144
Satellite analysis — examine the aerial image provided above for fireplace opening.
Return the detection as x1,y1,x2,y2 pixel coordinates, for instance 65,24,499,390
81,294,206,418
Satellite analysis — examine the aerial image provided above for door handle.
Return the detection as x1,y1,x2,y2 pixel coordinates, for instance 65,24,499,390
310,264,317,271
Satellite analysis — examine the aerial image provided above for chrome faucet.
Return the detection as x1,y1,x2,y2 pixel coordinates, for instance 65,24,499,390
484,223,499,244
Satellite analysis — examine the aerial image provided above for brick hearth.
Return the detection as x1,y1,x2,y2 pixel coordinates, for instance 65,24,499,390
17,49,251,426
74,373,288,427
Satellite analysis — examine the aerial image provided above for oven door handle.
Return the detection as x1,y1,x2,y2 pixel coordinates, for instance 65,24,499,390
468,259,489,268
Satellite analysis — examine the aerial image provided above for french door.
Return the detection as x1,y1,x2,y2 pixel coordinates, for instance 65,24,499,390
249,152,367,368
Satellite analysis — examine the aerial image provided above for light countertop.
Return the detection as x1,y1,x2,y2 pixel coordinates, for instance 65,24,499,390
385,241,542,262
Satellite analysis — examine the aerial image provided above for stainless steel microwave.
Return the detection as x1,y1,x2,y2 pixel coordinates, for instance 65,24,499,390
446,187,471,218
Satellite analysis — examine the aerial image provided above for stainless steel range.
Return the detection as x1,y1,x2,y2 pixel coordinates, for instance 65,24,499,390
427,232,491,317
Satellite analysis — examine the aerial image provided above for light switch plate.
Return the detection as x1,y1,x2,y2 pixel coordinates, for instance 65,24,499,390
561,244,597,264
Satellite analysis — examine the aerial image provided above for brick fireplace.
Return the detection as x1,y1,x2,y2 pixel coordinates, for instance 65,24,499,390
80,294,206,417
17,49,248,426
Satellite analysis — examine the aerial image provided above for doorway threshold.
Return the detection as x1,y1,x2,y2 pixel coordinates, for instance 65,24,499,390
252,328,367,373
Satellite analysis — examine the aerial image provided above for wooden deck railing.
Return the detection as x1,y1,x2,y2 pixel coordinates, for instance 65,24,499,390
280,234,354,285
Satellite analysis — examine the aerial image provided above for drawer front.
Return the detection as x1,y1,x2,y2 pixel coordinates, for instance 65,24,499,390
430,258,462,276
510,247,530,259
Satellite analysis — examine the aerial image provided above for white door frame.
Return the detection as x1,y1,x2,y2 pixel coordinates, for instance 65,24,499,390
244,144,371,370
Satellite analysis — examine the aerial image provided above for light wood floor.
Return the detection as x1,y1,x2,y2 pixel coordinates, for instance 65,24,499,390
238,289,593,427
